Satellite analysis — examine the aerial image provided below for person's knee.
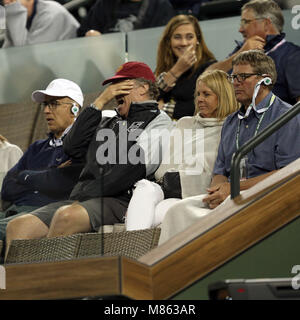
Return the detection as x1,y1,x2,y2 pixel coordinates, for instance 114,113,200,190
6,214,40,239
49,204,91,236
51,207,74,230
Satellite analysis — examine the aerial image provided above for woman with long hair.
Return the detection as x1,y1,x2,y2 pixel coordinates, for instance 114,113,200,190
156,15,216,120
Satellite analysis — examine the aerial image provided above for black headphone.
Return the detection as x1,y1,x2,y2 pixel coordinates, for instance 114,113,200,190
71,103,80,116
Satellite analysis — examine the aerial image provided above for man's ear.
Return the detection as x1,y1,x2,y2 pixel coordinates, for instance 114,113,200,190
139,83,150,96
264,17,273,32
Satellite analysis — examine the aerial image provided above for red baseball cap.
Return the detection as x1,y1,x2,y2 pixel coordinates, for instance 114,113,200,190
102,61,156,85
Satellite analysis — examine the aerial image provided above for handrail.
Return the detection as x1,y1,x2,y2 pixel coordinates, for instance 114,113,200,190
230,101,300,199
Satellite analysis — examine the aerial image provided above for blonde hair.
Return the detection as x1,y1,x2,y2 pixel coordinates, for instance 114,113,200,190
194,70,239,119
155,15,215,76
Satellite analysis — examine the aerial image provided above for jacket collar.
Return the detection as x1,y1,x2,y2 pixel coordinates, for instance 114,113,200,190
124,101,159,119
235,33,286,51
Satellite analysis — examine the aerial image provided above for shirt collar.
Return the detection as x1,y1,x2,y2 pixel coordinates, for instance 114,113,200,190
48,123,73,147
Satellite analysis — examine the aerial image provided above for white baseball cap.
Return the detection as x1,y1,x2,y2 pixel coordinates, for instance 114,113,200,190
32,79,84,107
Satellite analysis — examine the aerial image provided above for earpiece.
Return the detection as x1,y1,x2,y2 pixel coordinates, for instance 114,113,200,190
262,77,272,86
71,103,79,116
252,76,273,109
257,77,272,86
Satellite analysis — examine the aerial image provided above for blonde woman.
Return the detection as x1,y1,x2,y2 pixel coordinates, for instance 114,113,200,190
156,15,216,120
126,70,239,230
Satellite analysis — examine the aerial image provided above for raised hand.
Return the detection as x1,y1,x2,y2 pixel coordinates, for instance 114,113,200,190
93,80,135,110
240,35,266,52
172,44,197,76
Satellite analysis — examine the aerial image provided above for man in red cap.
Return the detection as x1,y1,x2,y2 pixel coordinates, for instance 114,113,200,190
5,62,172,252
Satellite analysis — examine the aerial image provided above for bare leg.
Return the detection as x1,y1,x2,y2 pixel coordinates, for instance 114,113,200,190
5,214,49,260
47,203,92,238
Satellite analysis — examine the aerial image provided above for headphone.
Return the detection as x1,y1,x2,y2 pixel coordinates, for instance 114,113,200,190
251,76,273,109
71,103,80,116
258,77,272,86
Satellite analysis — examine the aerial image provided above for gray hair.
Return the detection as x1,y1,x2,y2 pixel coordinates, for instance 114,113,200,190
242,0,284,33
134,78,159,100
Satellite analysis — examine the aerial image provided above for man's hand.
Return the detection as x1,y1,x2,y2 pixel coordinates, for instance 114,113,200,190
57,160,72,168
203,182,230,209
240,35,266,52
93,80,134,110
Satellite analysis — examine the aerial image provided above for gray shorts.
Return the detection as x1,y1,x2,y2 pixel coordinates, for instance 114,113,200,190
30,197,129,232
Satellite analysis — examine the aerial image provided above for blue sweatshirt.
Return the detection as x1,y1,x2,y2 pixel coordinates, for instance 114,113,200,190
1,135,83,207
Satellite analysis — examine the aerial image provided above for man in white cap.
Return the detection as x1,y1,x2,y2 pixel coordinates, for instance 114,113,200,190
0,79,85,242
5,61,172,251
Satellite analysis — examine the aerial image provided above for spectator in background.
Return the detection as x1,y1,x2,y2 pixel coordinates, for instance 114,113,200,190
2,0,79,48
77,0,176,37
155,15,216,120
0,79,85,230
206,0,300,105
0,135,23,193
158,50,300,244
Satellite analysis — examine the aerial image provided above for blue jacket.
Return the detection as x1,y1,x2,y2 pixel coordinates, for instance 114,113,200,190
231,33,300,105
1,135,84,207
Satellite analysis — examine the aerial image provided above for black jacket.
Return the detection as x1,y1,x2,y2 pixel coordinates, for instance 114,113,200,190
64,103,172,202
77,0,176,36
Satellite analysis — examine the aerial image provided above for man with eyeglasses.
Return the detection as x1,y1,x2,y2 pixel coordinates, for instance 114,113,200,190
5,62,172,255
203,49,300,209
206,0,300,105
0,79,85,241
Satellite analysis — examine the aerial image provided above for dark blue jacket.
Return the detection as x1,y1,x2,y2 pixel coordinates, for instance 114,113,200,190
230,33,300,106
1,135,84,207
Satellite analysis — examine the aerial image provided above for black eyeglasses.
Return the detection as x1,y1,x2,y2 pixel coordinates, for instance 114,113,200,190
227,73,262,83
41,100,73,110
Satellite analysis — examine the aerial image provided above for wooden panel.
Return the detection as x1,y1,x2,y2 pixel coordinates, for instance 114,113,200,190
122,174,300,299
0,256,120,300
121,258,153,300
